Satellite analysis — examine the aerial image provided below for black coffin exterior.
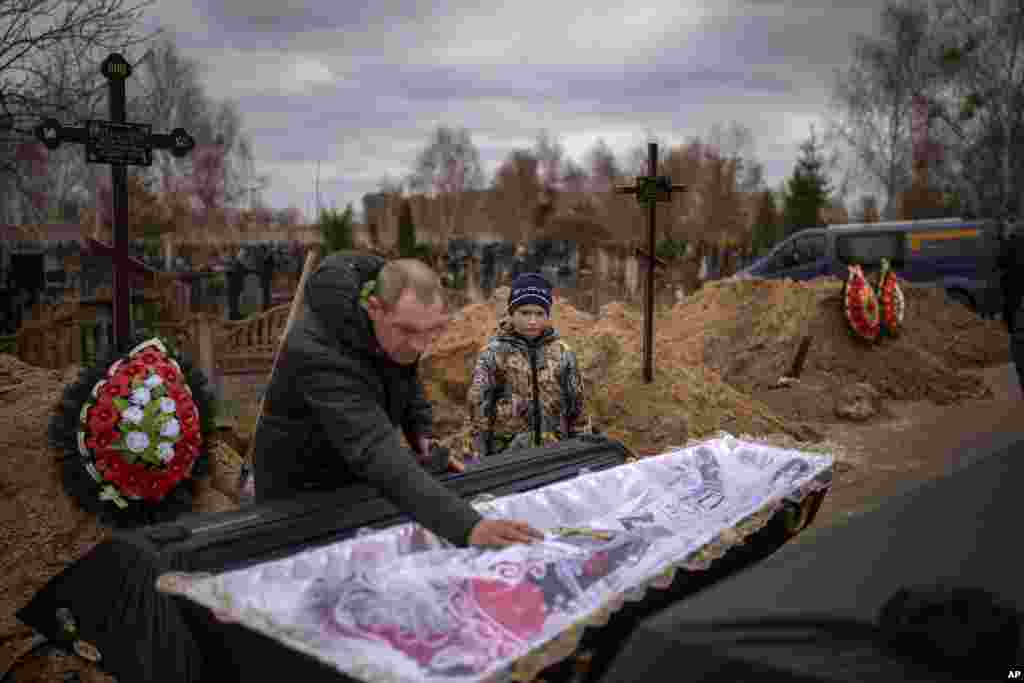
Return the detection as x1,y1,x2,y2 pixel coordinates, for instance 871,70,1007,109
17,436,631,683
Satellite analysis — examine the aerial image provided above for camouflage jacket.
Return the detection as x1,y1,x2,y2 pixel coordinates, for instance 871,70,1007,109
463,318,590,458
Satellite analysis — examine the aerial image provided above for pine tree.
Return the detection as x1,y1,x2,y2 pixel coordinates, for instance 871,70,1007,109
783,128,832,236
751,190,784,256
319,203,354,255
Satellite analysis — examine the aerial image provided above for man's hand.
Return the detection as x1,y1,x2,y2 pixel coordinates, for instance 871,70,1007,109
468,519,544,548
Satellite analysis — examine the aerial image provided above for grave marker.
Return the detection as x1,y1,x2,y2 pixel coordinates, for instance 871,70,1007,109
35,52,196,353
615,143,688,383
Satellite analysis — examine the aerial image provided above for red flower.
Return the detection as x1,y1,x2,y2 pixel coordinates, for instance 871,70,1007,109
154,478,177,499
124,362,149,379
469,578,547,639
86,431,116,451
94,450,117,470
180,411,199,432
174,441,198,462
176,396,196,414
87,404,119,434
154,360,179,381
137,350,164,366
168,382,190,399
101,382,129,400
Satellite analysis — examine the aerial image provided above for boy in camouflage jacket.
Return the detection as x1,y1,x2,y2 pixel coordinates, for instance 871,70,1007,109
461,272,591,460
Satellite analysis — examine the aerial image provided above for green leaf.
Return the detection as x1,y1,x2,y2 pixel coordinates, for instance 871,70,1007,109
144,399,160,420
113,397,131,412
140,449,162,466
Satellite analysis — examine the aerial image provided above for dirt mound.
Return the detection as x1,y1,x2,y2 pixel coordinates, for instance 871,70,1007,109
682,278,1009,422
0,354,242,682
425,293,810,457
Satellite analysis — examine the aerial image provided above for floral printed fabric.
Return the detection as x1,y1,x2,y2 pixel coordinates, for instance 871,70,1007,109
167,435,834,683
461,319,590,459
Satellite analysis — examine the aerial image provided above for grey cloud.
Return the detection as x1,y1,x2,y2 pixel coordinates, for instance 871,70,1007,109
195,0,428,36
146,0,891,218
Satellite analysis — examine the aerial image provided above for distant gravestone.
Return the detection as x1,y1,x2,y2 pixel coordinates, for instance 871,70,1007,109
80,254,114,299
238,272,263,318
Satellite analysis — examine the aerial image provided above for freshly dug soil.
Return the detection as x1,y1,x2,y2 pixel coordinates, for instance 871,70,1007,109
688,278,1009,423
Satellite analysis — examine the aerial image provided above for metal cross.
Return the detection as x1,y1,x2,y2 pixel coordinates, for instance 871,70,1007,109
615,142,687,383
34,53,196,353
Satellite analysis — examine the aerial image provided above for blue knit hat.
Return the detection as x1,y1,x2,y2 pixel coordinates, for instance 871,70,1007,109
508,272,553,315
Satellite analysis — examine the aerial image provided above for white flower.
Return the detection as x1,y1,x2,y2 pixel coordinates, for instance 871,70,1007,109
157,442,175,463
159,397,177,414
130,387,152,406
160,418,180,438
144,374,164,389
125,431,150,453
122,406,145,424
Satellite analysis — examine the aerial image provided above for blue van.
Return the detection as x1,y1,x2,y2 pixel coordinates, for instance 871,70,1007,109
734,218,1004,315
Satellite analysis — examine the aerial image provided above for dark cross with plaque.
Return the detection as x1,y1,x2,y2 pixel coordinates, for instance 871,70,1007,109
616,142,687,383
35,52,195,353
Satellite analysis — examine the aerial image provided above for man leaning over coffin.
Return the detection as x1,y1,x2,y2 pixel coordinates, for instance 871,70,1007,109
250,252,543,549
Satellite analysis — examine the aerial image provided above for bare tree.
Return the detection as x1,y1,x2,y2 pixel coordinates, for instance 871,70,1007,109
491,149,542,244
533,129,564,189
129,37,267,212
377,173,405,195
561,158,589,195
828,0,1024,220
854,194,881,222
585,138,620,193
1,0,157,221
408,125,485,248
826,2,934,219
923,0,1024,218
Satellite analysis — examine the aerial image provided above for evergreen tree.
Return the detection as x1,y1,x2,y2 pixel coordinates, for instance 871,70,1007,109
319,203,354,255
398,198,417,257
751,190,784,256
783,127,832,236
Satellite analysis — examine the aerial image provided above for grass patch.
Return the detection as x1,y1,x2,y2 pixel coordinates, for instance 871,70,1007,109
568,328,793,453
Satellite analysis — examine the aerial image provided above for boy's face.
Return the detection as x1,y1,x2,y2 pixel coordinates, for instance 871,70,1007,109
510,304,549,338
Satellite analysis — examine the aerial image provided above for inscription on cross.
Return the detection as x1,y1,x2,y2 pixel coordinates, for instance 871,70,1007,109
35,53,196,353
616,142,687,383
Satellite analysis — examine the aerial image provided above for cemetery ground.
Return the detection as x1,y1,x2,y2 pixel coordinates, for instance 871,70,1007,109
0,276,1020,682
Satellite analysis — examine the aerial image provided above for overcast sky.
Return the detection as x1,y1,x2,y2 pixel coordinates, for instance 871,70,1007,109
140,0,888,222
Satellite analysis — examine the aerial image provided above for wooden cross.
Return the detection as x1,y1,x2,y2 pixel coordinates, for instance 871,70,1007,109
615,142,687,383
35,53,195,353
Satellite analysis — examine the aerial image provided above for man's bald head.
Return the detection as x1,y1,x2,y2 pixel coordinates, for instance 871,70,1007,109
375,258,446,311
365,258,450,365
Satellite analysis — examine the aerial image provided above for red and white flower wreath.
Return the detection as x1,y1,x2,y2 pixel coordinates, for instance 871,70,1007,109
77,339,203,509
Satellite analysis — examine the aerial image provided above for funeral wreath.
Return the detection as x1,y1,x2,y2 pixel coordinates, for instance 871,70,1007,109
49,336,216,527
842,264,882,343
874,257,905,337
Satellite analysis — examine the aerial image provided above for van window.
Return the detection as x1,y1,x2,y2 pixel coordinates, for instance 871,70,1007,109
909,231,979,259
793,234,827,262
836,233,903,266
